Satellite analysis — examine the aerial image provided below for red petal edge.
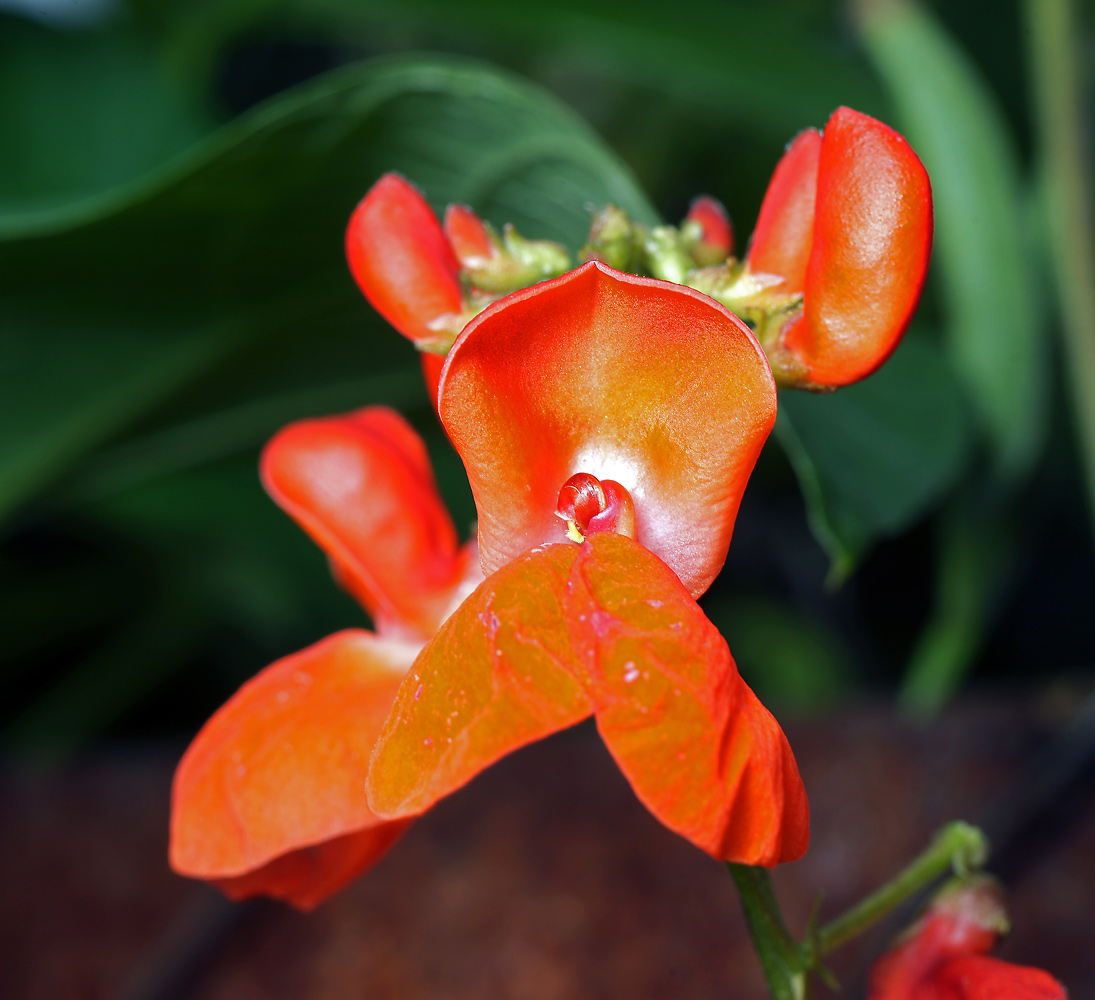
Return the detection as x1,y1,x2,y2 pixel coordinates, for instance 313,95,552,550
746,128,822,293
261,406,466,639
346,173,465,344
171,630,416,907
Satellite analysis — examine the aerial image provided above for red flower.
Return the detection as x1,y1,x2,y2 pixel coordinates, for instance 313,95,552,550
368,262,808,864
868,878,1067,1000
744,106,933,388
170,262,808,910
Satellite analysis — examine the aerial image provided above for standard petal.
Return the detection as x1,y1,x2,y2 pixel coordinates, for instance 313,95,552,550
345,173,465,346
261,406,465,638
566,533,809,866
171,630,416,904
367,544,593,818
746,128,822,293
788,107,933,386
438,260,776,599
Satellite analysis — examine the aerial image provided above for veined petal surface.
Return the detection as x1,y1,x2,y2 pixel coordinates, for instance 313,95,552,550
566,534,808,866
438,261,776,599
171,630,416,904
367,543,593,817
261,406,466,638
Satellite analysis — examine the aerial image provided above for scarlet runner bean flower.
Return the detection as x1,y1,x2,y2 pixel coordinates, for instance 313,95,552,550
868,877,1068,1000
170,260,809,909
737,106,933,388
366,261,808,866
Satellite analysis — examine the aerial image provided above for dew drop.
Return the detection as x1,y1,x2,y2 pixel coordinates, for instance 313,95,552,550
276,690,289,703
414,683,424,701
424,737,433,747
623,661,640,684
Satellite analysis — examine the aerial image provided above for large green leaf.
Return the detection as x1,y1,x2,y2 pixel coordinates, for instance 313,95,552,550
0,55,656,525
776,335,972,581
145,0,883,139
0,15,214,216
859,1,1047,481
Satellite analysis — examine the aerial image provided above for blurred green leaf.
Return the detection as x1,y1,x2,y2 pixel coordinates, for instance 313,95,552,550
899,499,1015,716
858,0,1047,481
0,14,214,216
0,55,655,530
0,308,235,523
776,336,972,581
142,0,883,139
2,54,656,749
701,593,852,713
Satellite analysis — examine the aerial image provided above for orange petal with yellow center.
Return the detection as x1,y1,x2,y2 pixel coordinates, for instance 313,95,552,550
367,543,593,818
171,630,416,906
261,406,465,638
438,261,776,599
567,533,809,866
746,128,821,293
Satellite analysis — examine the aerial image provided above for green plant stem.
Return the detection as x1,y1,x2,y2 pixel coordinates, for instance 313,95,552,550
899,502,1011,717
728,864,809,1000
816,821,988,956
728,823,988,997
1027,0,1095,536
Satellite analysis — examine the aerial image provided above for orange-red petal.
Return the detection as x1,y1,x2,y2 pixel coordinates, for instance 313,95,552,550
438,261,776,599
345,173,465,345
261,406,464,638
788,107,933,386
444,203,496,265
686,195,734,259
170,630,416,906
213,823,410,912
868,879,1066,1000
566,533,808,866
367,543,593,818
746,128,822,293
931,956,1068,1000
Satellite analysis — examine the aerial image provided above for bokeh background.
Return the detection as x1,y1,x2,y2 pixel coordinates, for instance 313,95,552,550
2,0,1094,996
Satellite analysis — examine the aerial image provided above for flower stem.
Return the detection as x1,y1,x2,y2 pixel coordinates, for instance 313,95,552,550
728,864,810,1000
816,821,989,955
728,822,989,998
